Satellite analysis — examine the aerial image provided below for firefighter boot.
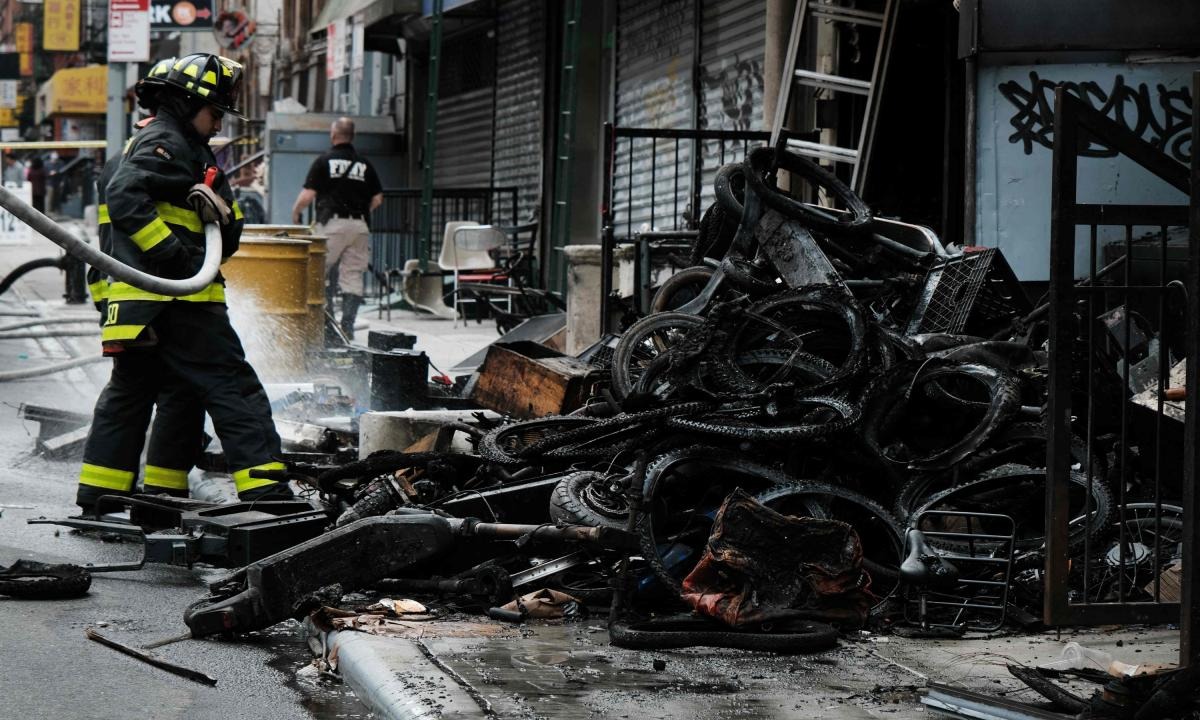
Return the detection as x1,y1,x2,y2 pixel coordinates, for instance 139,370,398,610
340,294,363,341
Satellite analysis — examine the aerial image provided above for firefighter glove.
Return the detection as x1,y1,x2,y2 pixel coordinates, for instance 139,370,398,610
187,183,232,226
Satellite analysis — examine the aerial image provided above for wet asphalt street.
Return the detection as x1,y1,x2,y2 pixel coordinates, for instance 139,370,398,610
0,240,367,720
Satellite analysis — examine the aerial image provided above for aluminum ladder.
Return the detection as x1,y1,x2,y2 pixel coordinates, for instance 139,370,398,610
768,0,898,195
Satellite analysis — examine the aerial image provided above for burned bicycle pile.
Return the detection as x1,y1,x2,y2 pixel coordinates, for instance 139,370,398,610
162,146,1187,650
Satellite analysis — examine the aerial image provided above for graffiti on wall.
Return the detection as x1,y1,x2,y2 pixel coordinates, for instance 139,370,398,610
998,71,1193,164
698,57,764,132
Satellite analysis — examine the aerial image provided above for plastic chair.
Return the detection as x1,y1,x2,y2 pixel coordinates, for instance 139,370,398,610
436,222,511,325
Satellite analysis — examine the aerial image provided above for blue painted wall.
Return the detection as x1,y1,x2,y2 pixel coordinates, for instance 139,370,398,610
976,63,1194,280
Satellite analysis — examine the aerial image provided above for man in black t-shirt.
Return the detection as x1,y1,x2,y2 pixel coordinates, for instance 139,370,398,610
291,117,383,340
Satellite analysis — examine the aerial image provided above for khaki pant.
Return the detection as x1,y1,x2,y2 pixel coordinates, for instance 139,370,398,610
318,217,371,296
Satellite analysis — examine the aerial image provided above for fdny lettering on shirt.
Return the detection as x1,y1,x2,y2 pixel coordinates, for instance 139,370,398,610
328,159,368,181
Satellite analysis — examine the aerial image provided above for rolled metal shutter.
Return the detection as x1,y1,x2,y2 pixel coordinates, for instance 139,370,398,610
697,0,767,209
434,88,495,188
612,0,695,239
492,0,544,225
434,28,496,190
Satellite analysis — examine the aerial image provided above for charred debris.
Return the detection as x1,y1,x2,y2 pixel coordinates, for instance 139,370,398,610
20,147,1191,712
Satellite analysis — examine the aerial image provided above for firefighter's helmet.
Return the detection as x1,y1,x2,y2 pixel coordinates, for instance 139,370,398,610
157,53,246,119
133,57,176,111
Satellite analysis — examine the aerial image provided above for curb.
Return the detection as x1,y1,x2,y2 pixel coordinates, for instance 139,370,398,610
311,626,488,719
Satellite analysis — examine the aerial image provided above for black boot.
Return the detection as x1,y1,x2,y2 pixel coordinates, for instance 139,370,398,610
340,294,363,341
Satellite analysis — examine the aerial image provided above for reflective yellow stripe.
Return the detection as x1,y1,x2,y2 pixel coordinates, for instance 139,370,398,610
155,202,203,233
196,86,210,97
88,280,109,302
232,201,243,220
233,461,287,492
184,63,200,78
98,204,109,224
201,70,217,85
144,465,189,491
79,463,135,491
106,281,226,303
130,217,172,251
100,324,146,341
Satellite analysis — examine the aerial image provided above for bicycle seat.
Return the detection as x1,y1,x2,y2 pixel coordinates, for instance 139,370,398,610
901,528,960,589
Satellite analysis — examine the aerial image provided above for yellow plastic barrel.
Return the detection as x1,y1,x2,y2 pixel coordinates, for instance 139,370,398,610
242,224,313,237
301,235,327,350
243,226,328,351
221,236,312,379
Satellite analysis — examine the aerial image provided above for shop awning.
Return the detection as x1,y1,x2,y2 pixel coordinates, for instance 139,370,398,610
308,0,420,36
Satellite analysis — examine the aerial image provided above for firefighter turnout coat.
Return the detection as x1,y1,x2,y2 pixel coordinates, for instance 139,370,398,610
94,111,244,342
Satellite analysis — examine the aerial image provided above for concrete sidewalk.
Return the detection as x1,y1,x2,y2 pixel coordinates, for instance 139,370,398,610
308,615,1181,719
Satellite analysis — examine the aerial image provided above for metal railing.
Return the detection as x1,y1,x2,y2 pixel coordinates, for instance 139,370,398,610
369,186,519,285
599,124,771,332
1045,84,1196,667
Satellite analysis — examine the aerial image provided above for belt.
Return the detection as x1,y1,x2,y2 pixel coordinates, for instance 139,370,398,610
332,213,365,221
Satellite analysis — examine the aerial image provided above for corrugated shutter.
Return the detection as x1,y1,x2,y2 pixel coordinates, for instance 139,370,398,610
697,0,766,209
612,0,695,239
492,0,544,224
434,87,495,187
434,27,496,189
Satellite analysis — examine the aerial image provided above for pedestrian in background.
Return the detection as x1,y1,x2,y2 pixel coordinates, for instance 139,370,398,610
26,157,46,213
290,117,383,341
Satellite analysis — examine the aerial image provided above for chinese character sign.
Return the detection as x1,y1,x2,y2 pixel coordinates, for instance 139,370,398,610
15,24,34,54
45,0,82,51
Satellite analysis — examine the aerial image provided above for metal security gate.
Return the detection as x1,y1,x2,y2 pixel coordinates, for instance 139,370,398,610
1045,85,1197,665
599,125,770,331
371,187,519,277
492,0,545,223
433,27,497,189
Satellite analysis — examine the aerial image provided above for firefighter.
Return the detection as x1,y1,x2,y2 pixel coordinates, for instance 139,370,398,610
75,53,291,515
290,117,383,341
79,58,207,505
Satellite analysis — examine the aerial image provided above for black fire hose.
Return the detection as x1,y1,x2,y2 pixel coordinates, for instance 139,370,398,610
0,185,221,297
0,256,66,296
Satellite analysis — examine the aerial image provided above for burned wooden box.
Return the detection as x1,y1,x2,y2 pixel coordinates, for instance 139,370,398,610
471,341,594,418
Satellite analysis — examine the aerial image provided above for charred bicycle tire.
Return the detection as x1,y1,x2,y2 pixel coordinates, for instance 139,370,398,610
650,266,716,313
666,395,861,441
893,421,1107,522
610,312,706,400
548,470,630,530
0,560,92,599
609,616,838,652
860,361,1021,472
519,401,711,459
745,146,871,234
912,463,1113,554
477,417,599,466
709,348,836,396
719,289,869,395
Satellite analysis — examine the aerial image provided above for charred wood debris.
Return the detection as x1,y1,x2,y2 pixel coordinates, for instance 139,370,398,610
22,147,1195,716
